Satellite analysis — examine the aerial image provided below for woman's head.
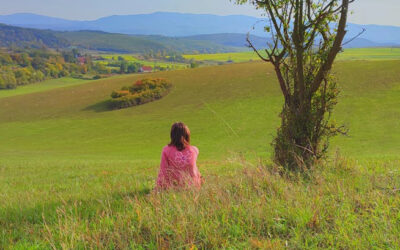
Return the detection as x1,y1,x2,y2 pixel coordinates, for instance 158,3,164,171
169,122,190,151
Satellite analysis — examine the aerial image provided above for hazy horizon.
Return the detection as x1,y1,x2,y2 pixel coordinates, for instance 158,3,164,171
0,0,399,27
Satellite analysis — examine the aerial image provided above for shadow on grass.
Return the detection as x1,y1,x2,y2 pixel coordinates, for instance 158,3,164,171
83,100,113,113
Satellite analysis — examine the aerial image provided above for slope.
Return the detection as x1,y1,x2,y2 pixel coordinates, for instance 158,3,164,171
0,24,243,53
1,12,400,45
0,60,399,163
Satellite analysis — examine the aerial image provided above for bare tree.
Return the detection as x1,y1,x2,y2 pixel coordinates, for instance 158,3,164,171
235,0,353,170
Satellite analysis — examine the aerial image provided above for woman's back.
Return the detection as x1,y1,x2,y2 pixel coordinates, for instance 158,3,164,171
156,145,201,188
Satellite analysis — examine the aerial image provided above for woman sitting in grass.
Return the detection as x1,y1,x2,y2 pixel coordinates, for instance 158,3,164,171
156,122,202,189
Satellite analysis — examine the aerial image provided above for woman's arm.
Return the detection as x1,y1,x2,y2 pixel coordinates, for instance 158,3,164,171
156,147,169,188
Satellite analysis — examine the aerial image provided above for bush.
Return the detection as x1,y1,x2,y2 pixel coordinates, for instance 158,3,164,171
0,69,17,89
111,90,130,98
109,78,172,109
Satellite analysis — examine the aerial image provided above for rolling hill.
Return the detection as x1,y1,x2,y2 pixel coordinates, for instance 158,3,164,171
1,22,395,56
56,31,170,53
185,33,399,49
1,12,400,46
0,12,261,36
0,60,399,160
1,59,400,248
0,23,69,48
0,24,244,53
184,33,271,48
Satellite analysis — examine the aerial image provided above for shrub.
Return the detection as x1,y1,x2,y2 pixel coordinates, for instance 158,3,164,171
0,69,17,89
109,78,172,109
111,90,130,99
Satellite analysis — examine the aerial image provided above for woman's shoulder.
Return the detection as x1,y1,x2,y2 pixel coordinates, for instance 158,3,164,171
163,145,198,154
162,145,173,152
190,145,199,154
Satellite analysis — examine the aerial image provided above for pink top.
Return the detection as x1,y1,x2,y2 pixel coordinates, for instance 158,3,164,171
156,145,201,189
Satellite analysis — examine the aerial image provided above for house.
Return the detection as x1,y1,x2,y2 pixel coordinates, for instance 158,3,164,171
77,56,86,65
140,66,153,73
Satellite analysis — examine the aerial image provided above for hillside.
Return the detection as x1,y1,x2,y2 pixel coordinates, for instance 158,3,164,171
56,31,244,53
1,60,399,160
0,22,398,55
56,30,167,53
1,60,400,248
0,24,243,53
0,23,68,48
184,33,271,48
138,35,245,53
186,33,397,49
0,12,262,36
1,12,400,46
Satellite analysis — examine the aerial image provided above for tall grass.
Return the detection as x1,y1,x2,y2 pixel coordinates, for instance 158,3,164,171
2,155,399,249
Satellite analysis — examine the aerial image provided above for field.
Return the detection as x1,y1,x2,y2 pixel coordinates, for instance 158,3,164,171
1,57,400,248
183,51,262,63
184,48,400,63
96,54,189,70
0,77,91,99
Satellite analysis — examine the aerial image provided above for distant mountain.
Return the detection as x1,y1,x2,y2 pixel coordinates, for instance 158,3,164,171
56,31,168,53
184,33,271,48
137,35,244,53
347,23,400,45
57,31,243,53
0,12,262,36
0,24,243,53
0,23,69,48
342,38,398,49
0,12,400,46
189,34,399,49
0,13,84,31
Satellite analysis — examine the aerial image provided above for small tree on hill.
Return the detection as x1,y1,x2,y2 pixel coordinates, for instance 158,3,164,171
235,0,353,170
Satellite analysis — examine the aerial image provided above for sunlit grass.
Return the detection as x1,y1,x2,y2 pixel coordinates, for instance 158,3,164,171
97,53,189,69
1,156,399,248
183,48,400,63
337,47,400,61
1,60,400,248
0,77,91,99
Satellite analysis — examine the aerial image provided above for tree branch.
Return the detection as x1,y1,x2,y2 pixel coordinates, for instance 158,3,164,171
310,0,350,94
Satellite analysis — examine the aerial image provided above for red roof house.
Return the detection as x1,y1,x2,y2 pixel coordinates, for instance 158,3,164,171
140,66,153,73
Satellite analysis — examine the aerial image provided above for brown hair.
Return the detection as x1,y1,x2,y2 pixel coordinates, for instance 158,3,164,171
169,122,190,151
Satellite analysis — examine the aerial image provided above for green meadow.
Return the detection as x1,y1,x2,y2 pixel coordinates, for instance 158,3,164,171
1,57,400,248
184,47,400,63
183,51,262,63
0,77,91,99
97,54,189,70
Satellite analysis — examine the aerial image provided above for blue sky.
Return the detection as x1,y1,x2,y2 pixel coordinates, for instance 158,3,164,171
1,0,399,26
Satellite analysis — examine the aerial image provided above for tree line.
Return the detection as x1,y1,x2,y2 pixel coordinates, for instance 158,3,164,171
0,48,99,89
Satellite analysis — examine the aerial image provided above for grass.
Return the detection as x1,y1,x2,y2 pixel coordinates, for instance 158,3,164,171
0,77,91,99
183,51,262,63
96,54,189,70
2,157,399,248
0,59,400,248
184,48,400,63
337,47,400,60
101,54,140,61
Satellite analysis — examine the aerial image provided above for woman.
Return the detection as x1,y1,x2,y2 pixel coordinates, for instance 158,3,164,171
156,122,202,189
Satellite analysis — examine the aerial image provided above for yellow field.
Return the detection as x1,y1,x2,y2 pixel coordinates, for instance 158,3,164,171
183,48,400,63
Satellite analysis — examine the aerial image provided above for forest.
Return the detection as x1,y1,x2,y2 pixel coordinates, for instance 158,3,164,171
0,48,152,89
